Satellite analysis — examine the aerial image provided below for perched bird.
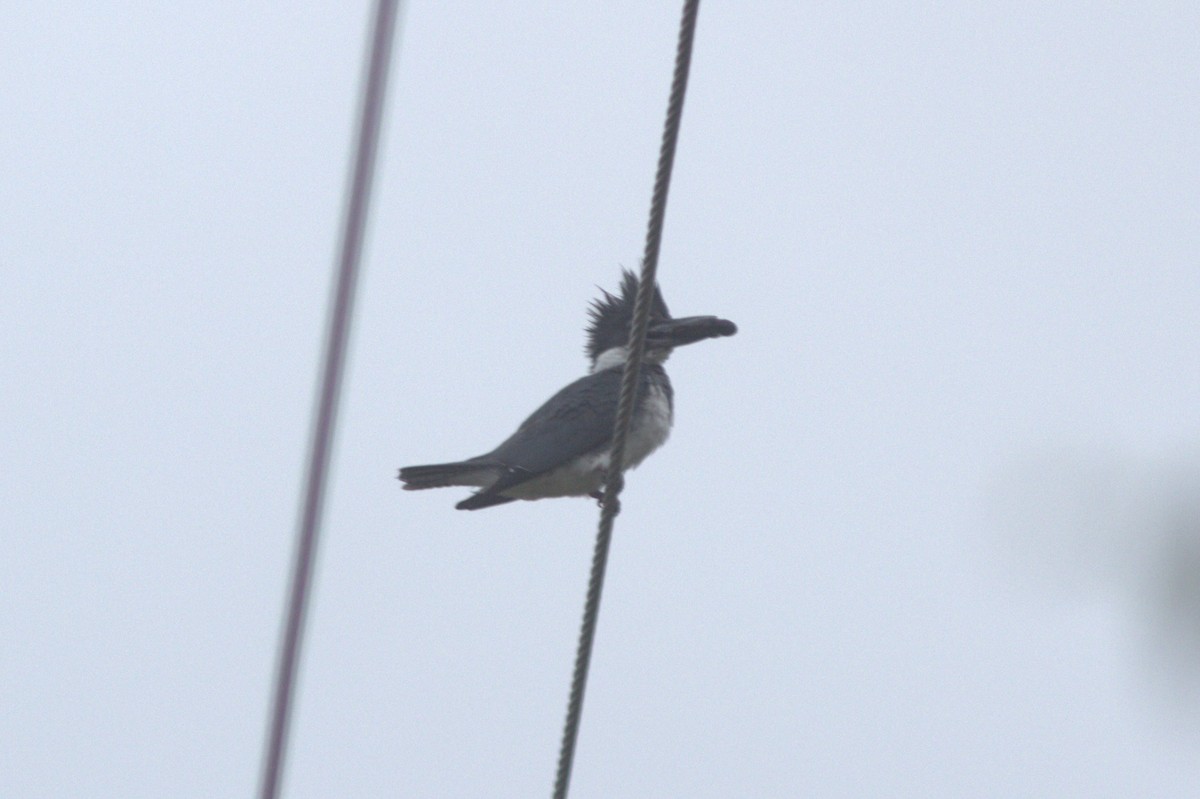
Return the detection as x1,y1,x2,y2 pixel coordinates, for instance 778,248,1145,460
397,271,736,510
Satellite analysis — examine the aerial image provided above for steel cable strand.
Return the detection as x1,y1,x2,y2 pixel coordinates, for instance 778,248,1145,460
552,2,701,796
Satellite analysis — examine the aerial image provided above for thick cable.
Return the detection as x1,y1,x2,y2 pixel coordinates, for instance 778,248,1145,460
552,2,701,796
258,3,400,798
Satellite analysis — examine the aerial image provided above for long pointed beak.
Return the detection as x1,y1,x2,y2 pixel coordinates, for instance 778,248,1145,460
645,315,738,349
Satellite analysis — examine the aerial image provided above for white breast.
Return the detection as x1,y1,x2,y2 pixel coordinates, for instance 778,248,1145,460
622,383,673,470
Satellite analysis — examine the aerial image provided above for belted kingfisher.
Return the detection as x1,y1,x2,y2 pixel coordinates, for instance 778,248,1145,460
397,271,736,510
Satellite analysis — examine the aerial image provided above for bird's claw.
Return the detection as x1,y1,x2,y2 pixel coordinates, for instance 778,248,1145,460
589,488,621,515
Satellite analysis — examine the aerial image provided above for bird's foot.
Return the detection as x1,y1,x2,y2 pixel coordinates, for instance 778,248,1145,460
589,489,621,515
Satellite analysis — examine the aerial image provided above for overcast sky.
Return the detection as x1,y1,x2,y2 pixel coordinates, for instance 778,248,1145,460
4,3,1200,797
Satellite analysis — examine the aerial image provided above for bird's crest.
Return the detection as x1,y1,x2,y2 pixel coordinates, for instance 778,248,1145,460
585,269,671,363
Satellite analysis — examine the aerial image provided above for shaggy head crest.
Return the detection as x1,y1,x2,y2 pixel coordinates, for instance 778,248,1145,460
585,269,671,363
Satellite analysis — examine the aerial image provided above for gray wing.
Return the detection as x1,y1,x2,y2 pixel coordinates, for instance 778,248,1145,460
484,368,624,480
453,370,623,509
464,367,661,505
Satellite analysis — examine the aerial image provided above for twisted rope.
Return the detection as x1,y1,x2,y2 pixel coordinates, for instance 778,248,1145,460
552,2,701,796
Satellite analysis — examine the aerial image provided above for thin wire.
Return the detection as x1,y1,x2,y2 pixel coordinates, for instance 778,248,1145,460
258,3,400,798
552,2,701,796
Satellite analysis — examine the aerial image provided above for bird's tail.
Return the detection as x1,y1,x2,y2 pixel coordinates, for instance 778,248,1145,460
397,459,498,491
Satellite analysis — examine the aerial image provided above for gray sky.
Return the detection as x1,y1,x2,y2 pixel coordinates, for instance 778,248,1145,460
4,3,1200,797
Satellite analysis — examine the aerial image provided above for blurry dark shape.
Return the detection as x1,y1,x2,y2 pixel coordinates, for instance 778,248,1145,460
989,447,1200,719
1142,482,1200,713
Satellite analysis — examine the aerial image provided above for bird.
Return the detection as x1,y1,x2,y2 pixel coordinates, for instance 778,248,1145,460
397,270,737,510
